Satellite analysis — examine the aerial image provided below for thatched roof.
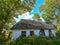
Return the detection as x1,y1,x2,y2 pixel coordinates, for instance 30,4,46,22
11,19,55,30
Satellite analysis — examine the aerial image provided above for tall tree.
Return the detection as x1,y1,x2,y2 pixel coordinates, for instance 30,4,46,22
0,0,36,32
39,0,60,24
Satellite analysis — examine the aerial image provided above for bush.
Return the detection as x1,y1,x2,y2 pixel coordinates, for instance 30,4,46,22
7,30,60,45
0,31,12,45
9,35,60,45
56,30,60,37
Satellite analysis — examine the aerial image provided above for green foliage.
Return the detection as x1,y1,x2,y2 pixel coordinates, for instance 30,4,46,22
0,31,12,45
1,30,60,45
33,13,40,21
56,30,60,37
0,0,36,31
8,30,60,45
0,31,12,42
8,35,60,45
39,0,60,24
0,0,36,42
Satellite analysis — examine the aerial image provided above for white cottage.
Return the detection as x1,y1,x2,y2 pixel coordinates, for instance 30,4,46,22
11,19,56,39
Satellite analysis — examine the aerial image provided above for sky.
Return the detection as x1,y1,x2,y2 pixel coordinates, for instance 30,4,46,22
14,0,45,22
30,0,44,15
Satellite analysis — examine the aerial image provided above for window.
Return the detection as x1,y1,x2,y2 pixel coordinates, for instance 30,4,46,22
22,31,26,37
30,31,34,36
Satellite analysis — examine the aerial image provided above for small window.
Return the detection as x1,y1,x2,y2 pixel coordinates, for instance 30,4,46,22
22,31,26,37
40,29,45,36
30,31,34,36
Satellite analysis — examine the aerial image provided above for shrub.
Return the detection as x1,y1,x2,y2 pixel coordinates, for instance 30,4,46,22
9,36,60,45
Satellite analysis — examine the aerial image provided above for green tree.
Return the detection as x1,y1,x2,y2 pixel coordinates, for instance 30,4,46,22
0,0,36,32
0,0,36,43
33,13,40,21
39,0,60,24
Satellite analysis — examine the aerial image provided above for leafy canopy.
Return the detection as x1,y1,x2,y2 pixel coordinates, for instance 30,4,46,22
39,0,60,24
0,0,36,30
33,13,40,21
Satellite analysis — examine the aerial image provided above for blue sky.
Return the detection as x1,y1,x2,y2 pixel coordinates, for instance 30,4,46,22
30,0,44,16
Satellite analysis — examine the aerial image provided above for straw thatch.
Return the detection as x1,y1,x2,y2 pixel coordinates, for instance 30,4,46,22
11,19,55,30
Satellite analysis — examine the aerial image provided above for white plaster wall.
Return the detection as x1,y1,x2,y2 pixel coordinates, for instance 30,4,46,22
12,30,21,40
12,30,56,40
26,30,30,37
51,30,56,37
34,30,40,36
44,30,49,37
12,30,41,39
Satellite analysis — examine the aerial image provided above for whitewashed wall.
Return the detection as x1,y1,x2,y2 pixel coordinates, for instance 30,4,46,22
51,30,56,37
12,30,21,40
34,30,40,36
44,30,49,37
12,30,56,40
26,30,30,37
12,30,40,39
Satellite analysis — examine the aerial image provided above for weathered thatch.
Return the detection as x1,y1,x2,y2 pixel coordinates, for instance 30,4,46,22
11,19,55,30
